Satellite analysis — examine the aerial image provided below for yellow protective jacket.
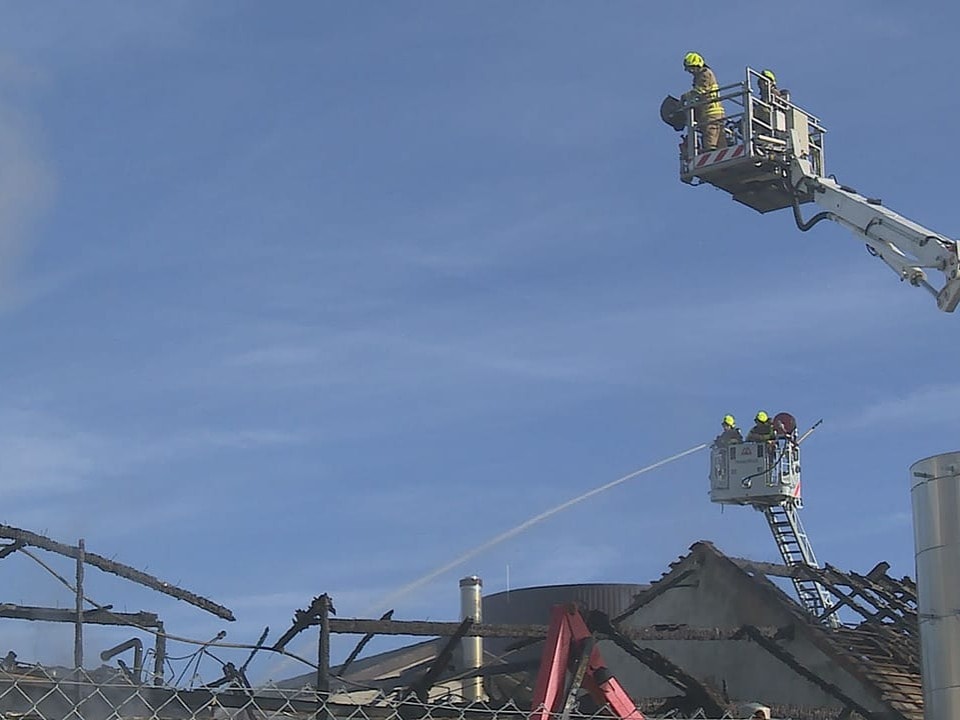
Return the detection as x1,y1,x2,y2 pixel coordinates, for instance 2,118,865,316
691,66,724,120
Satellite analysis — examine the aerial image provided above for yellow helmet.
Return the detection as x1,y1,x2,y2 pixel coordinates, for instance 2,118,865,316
761,69,776,84
683,52,705,70
755,411,769,423
722,414,735,428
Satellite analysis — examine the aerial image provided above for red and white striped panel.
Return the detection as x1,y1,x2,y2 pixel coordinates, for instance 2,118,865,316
694,144,746,168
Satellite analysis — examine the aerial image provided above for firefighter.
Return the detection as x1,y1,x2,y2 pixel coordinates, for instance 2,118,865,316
759,68,789,103
756,69,791,134
681,52,726,151
746,411,776,442
713,414,743,447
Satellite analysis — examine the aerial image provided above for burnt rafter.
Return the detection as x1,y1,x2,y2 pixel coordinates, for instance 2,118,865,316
800,563,919,636
733,554,918,632
588,610,728,719
324,616,782,642
0,540,25,559
736,625,878,720
0,604,160,627
402,618,473,703
825,566,917,626
0,524,234,621
671,544,924,719
613,569,696,623
341,610,393,675
272,594,337,652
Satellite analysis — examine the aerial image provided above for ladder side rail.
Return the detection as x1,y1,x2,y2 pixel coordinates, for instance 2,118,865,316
782,506,842,628
763,507,805,566
781,504,820,569
763,506,841,627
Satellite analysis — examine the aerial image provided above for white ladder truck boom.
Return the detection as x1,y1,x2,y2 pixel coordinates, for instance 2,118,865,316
661,67,960,312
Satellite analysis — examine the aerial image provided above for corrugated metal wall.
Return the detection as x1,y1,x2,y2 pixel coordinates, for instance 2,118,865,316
484,583,647,625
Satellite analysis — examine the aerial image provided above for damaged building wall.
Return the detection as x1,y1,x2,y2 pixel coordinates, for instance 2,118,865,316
611,546,889,715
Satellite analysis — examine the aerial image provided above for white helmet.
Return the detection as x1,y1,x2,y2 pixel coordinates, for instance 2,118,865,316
744,703,771,719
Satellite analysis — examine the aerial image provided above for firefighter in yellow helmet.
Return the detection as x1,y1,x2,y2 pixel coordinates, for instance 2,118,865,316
759,69,789,103
681,52,726,151
746,411,776,442
713,414,743,447
756,68,791,133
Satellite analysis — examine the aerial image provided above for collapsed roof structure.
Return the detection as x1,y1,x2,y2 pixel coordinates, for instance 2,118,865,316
0,518,923,720
290,541,920,720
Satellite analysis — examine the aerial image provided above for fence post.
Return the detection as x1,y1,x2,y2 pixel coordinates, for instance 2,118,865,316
75,539,84,669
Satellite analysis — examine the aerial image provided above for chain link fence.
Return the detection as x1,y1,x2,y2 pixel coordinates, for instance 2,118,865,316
0,665,778,720
3,665,869,720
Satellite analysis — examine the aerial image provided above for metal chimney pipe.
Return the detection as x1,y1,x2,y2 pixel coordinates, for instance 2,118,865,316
459,575,484,702
911,452,960,720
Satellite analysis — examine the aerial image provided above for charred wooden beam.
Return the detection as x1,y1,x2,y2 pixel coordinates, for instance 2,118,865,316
0,603,160,627
341,610,393,675
732,557,809,578
0,524,234,621
561,635,594,720
825,566,918,627
329,618,546,638
317,594,333,695
240,626,270,675
625,624,784,642
327,617,782,642
589,611,728,719
737,555,921,631
736,625,878,720
614,569,696,623
0,540,24,560
273,595,336,652
403,618,473,704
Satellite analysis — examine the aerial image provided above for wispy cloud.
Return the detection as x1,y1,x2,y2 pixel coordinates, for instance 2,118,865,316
847,384,960,430
0,404,313,547
0,408,105,497
200,259,912,400
0,103,54,312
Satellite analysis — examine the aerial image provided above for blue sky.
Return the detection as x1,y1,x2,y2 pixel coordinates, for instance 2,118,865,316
1,1,958,685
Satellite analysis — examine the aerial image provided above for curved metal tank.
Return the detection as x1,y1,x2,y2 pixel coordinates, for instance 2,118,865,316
911,452,960,720
484,583,647,625
484,583,646,665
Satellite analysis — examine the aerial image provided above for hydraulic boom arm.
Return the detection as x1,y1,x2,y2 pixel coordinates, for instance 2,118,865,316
667,66,960,312
790,155,960,312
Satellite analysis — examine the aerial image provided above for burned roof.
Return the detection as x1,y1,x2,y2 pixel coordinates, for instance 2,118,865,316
276,541,923,720
637,542,924,720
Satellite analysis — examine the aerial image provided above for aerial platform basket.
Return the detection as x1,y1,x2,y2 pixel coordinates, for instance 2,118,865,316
709,439,801,508
662,67,826,213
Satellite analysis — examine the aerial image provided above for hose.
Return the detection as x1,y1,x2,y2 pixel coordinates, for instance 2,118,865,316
784,178,831,232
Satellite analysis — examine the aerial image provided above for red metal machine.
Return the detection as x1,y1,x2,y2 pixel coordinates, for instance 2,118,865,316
529,604,645,720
